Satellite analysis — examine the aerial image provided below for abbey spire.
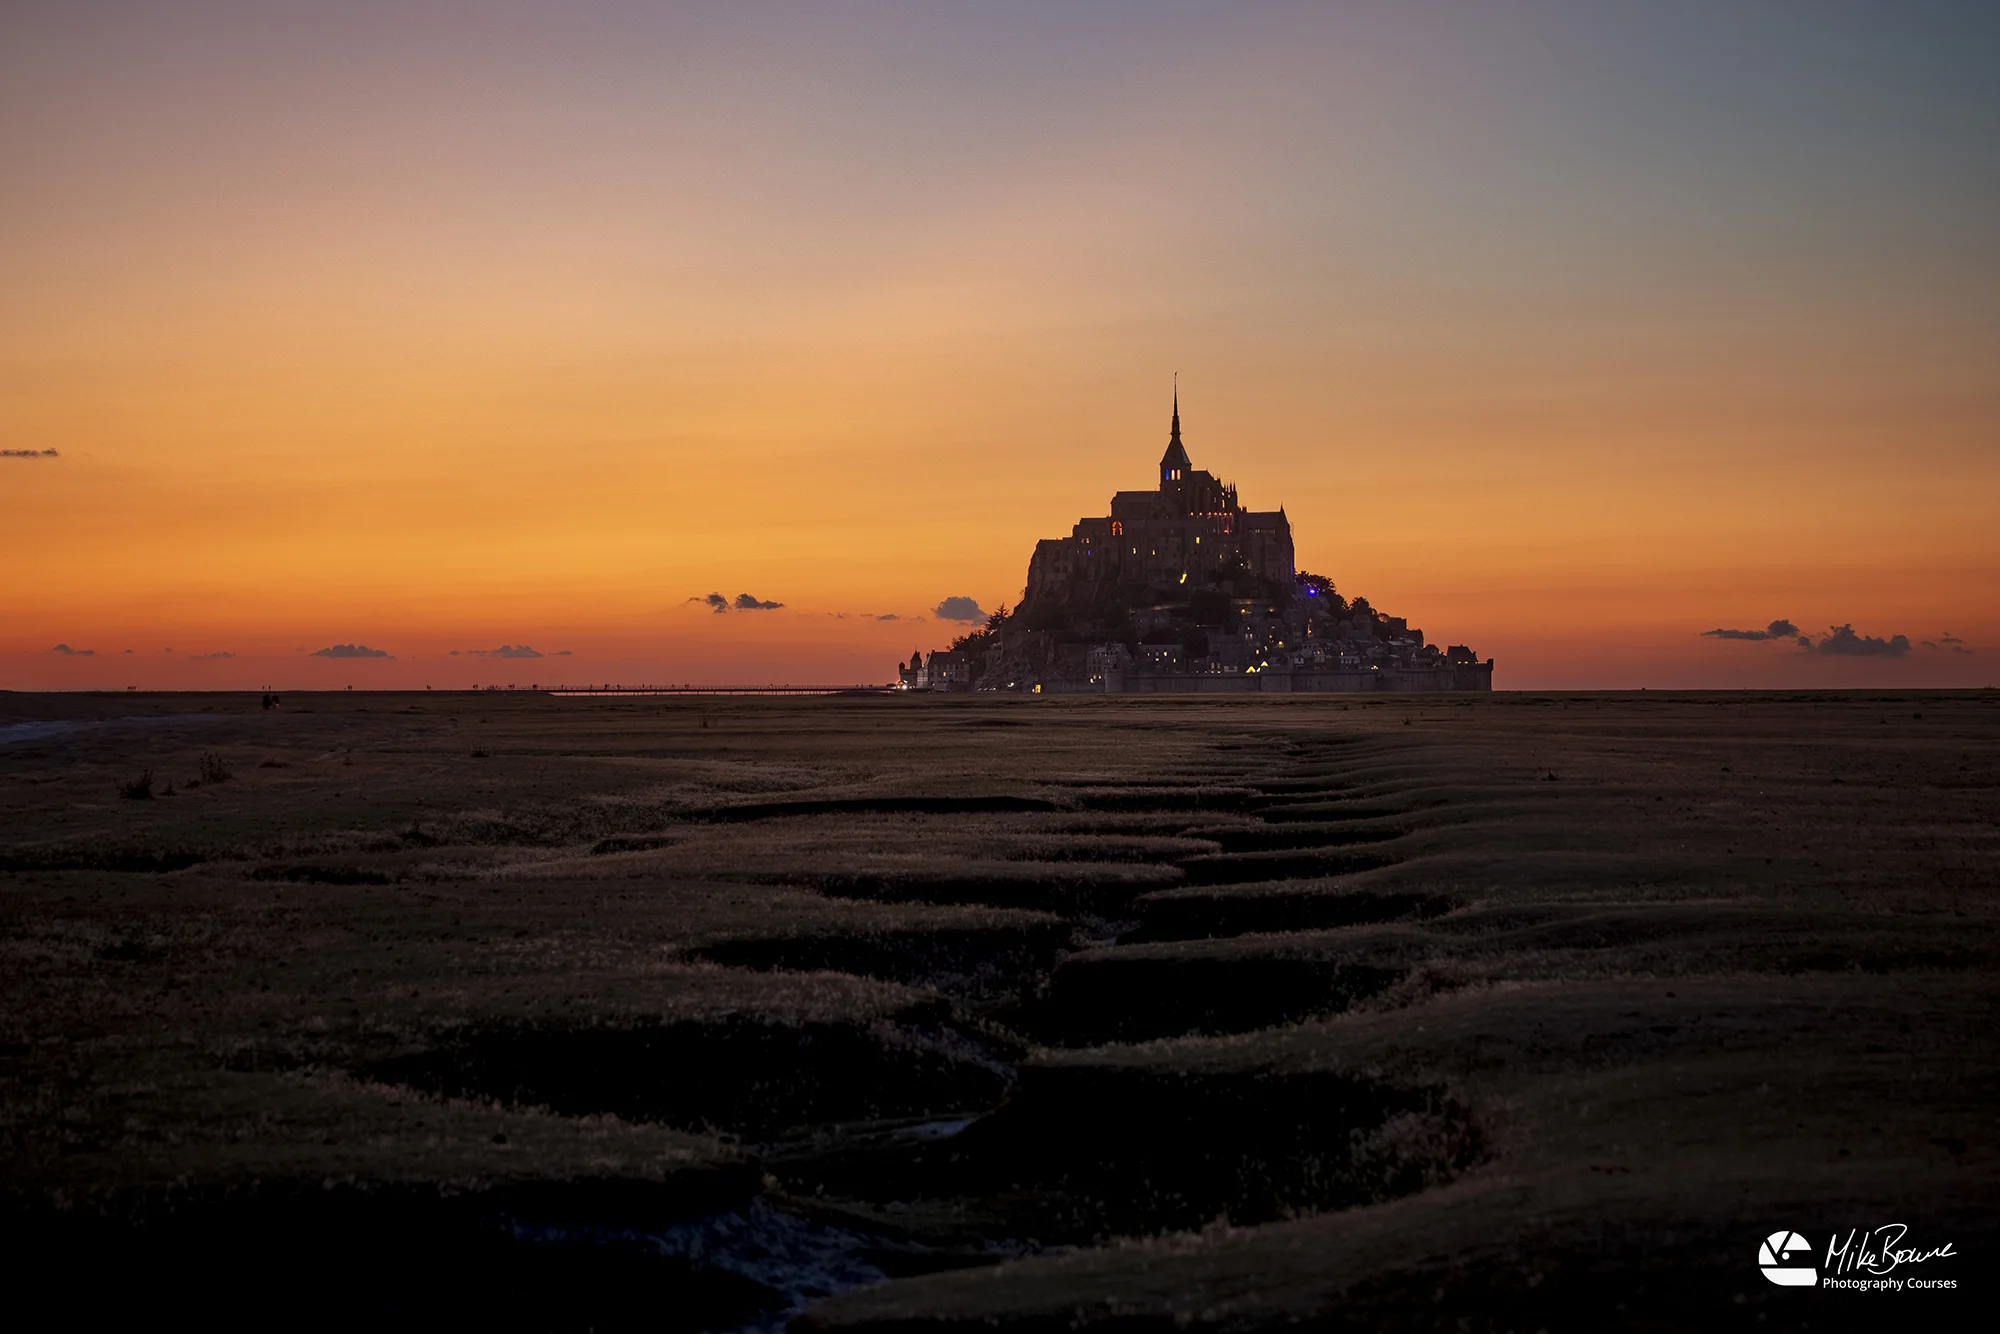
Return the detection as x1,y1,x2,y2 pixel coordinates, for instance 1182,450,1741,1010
1160,380,1192,485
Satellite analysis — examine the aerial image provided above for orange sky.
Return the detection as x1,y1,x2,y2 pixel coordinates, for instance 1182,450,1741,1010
4,4,1996,690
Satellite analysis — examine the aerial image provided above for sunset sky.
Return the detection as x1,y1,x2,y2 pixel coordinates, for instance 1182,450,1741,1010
4,2,1996,690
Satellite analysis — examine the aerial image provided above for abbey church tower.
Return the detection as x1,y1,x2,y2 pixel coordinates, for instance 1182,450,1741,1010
1023,388,1293,605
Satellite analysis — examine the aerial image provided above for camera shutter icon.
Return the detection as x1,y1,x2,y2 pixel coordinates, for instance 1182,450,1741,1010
1758,1231,1817,1287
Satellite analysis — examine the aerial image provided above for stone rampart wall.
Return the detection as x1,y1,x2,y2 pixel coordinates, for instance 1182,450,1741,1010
1111,663,1493,693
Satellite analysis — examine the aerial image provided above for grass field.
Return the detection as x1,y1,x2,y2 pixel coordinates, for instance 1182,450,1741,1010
2,690,1993,1329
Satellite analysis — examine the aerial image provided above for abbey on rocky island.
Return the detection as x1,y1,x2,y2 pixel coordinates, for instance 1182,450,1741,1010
898,393,1493,693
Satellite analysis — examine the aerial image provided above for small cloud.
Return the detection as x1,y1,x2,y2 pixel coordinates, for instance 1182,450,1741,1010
1811,624,1910,658
1,448,59,459
190,651,235,660
311,643,392,659
466,644,544,658
122,648,134,655
933,596,987,622
553,649,573,656
733,593,783,611
690,592,731,613
1700,619,1798,642
1922,633,1973,656
874,613,901,622
50,643,95,656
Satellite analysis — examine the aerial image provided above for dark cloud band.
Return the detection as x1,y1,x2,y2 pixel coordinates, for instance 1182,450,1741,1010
1700,619,1798,642
691,592,784,612
1702,619,1932,658
1813,624,1909,658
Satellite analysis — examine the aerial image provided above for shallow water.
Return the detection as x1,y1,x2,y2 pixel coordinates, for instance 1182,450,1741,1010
503,1117,993,1331
0,721,85,745
0,715,232,746
511,1198,890,1332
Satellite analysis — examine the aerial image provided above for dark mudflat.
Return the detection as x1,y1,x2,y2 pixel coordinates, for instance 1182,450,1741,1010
2,689,1993,1328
